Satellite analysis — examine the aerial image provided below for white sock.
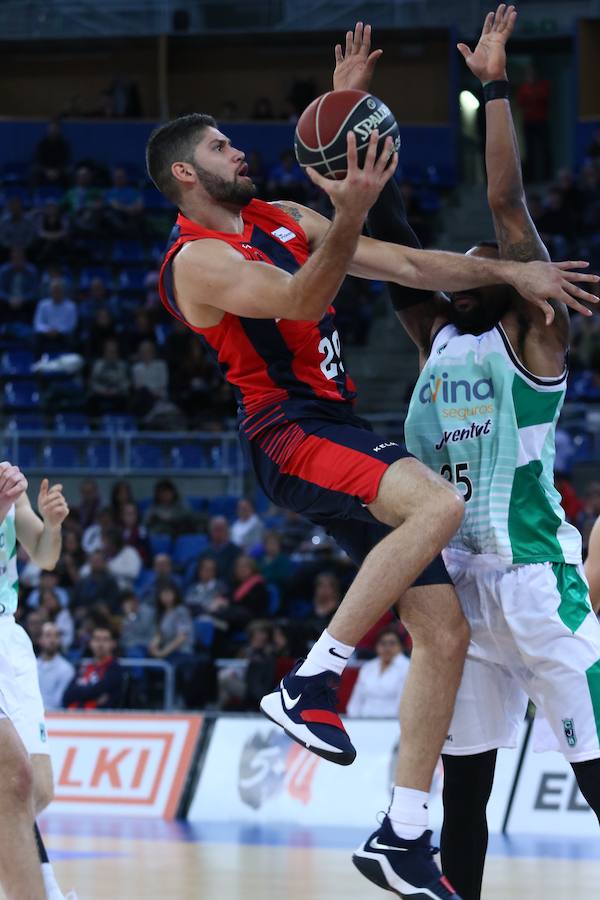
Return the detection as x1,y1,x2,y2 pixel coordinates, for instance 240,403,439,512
42,862,65,900
296,630,354,677
388,786,429,840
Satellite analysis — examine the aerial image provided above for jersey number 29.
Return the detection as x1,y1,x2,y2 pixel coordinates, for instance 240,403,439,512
440,462,473,502
319,331,344,380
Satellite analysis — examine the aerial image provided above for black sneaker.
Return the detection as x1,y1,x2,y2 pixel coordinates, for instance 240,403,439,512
259,660,356,766
352,815,462,899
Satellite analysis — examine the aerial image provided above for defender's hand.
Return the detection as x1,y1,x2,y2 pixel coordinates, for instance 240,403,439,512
306,131,397,224
38,478,69,528
333,22,383,93
0,463,27,505
507,260,599,325
457,4,517,84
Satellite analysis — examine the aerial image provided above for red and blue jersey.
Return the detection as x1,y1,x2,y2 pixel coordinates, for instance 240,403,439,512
158,199,357,438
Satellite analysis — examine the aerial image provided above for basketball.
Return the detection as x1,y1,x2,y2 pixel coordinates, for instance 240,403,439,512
294,89,401,178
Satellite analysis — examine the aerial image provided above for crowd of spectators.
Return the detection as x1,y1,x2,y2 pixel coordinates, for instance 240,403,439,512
18,462,599,716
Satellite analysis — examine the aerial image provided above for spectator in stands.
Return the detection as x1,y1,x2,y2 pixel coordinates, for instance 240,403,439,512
231,498,265,552
516,64,552,183
266,150,306,203
556,473,584,525
279,509,313,552
203,516,242,583
144,479,194,539
140,553,181,605
36,622,75,710
166,330,220,420
578,482,600,554
252,97,274,120
230,555,269,622
88,337,131,414
63,626,123,709
79,277,119,327
33,276,78,355
106,75,142,117
85,307,120,359
0,246,39,323
22,609,45,654
309,572,342,633
555,168,583,226
73,550,120,614
54,529,86,588
131,340,168,415
104,167,144,235
217,621,275,710
103,528,142,590
0,196,36,255
570,313,600,373
32,119,71,187
111,481,135,518
76,477,102,531
532,187,572,259
32,199,70,266
38,588,74,653
81,506,115,554
148,584,194,662
62,165,104,235
184,557,227,615
119,502,151,565
123,308,162,357
119,591,155,656
346,627,410,718
26,569,70,610
260,531,292,591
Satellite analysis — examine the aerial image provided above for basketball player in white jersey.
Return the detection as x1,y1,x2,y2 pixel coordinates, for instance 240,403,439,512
336,10,600,899
0,461,74,900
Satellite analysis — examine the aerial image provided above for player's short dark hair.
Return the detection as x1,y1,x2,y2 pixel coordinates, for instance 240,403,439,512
146,113,217,203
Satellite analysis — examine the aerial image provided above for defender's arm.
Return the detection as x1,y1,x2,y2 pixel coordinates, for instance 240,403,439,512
15,480,68,570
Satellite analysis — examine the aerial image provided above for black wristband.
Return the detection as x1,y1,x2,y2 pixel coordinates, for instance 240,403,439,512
483,80,509,103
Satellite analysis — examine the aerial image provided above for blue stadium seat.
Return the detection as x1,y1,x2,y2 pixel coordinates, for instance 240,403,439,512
208,495,238,520
172,534,209,567
0,350,34,377
15,441,39,469
113,240,145,264
101,414,136,433
195,618,215,648
6,413,45,433
572,433,593,463
86,442,112,468
131,444,164,469
79,267,111,288
187,496,208,513
54,413,91,433
170,445,208,469
118,268,147,292
42,443,80,468
148,534,173,557
267,583,281,616
1,162,28,185
32,187,62,205
143,188,173,211
3,381,39,411
134,567,155,593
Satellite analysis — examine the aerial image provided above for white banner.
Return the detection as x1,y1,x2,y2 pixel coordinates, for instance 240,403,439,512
187,716,517,832
47,712,202,818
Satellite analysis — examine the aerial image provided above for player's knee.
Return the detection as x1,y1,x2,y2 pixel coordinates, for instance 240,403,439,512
7,754,35,808
431,478,464,534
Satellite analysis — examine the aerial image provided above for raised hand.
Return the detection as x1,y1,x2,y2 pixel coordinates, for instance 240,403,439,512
306,130,397,223
508,260,599,325
333,22,383,93
38,478,70,528
0,463,27,505
457,4,517,84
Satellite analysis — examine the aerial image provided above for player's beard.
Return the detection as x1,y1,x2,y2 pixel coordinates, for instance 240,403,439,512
192,162,256,207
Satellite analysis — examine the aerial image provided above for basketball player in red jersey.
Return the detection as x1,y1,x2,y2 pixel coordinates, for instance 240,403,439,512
147,100,596,899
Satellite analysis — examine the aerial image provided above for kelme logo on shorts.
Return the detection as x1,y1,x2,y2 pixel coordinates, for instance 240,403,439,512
562,718,577,747
39,723,47,743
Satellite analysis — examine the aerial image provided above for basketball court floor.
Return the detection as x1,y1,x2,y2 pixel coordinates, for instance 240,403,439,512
24,814,599,899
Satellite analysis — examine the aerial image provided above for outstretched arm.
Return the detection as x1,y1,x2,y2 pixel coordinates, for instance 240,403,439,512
459,4,569,344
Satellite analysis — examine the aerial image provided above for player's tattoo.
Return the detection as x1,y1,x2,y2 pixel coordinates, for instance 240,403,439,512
271,202,304,224
493,216,548,264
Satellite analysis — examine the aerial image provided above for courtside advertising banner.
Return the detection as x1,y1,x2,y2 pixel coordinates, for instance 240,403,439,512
187,716,514,831
47,712,202,818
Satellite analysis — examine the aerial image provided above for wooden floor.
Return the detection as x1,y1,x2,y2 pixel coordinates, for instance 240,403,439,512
15,816,596,900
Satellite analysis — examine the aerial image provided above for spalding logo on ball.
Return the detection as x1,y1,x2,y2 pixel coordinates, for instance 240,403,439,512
294,89,401,179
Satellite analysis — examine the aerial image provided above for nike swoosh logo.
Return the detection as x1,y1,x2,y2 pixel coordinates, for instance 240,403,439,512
328,647,350,660
368,837,409,853
281,684,302,710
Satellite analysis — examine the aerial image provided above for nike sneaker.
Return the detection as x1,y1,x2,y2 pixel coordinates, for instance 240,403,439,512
259,660,356,765
352,815,462,899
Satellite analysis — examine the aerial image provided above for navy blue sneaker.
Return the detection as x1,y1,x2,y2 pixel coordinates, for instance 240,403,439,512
352,815,462,899
259,660,356,766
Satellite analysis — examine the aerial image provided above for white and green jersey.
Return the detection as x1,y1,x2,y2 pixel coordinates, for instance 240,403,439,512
0,504,18,616
404,322,582,565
